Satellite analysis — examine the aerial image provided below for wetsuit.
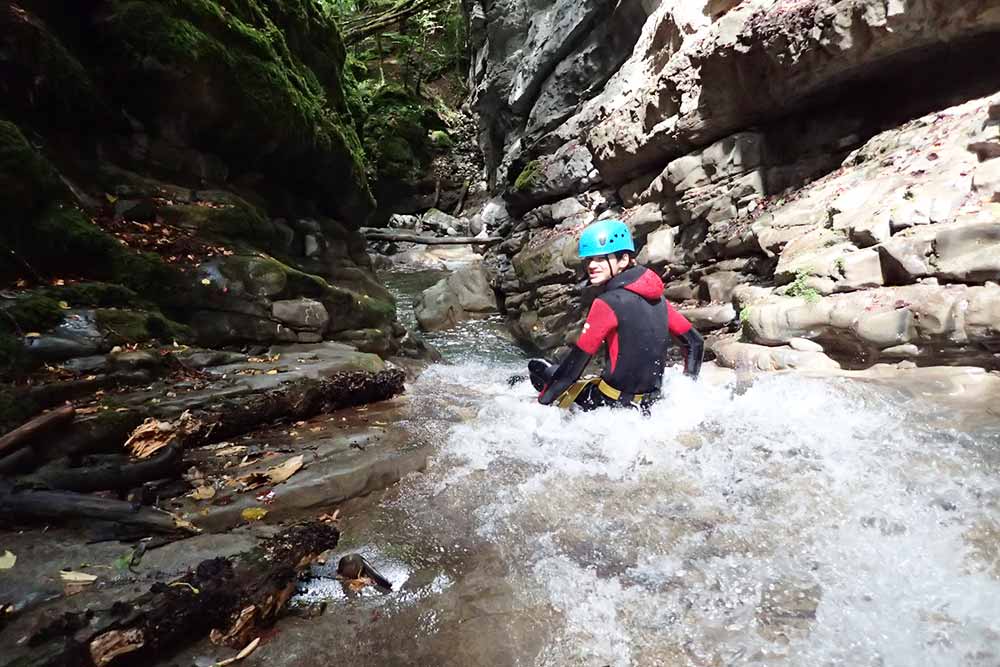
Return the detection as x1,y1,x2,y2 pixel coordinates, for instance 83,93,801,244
535,265,703,411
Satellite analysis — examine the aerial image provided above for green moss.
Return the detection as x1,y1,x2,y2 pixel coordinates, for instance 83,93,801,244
159,200,275,244
359,84,439,182
95,308,192,345
0,294,63,378
39,282,150,310
102,0,373,219
0,120,65,216
514,160,541,192
429,130,454,149
2,201,181,299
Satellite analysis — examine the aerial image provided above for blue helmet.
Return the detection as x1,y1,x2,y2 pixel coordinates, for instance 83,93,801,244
578,219,634,258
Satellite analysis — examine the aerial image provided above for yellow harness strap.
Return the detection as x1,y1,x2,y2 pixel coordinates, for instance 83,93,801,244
555,378,647,409
556,377,600,409
597,379,646,404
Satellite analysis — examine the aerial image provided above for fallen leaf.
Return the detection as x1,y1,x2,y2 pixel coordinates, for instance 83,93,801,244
241,507,268,522
214,637,260,666
0,551,15,570
169,581,200,595
57,300,70,310
189,486,216,501
60,570,97,583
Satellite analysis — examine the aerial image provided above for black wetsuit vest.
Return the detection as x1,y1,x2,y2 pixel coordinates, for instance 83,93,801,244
597,267,671,395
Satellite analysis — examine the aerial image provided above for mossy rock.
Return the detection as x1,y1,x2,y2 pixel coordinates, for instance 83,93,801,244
95,308,193,345
429,130,454,150
0,5,108,134
514,160,541,192
3,203,181,297
158,199,275,245
98,0,373,222
209,253,395,332
0,120,65,216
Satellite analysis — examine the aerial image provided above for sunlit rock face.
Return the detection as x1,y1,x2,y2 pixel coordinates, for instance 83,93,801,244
470,0,1000,369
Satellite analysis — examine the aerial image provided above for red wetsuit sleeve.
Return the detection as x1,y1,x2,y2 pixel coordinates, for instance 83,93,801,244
666,301,692,336
577,298,618,355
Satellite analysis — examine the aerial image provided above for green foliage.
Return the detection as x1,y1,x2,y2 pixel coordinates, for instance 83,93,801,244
429,129,453,149
514,160,542,192
101,0,372,215
358,83,441,181
785,268,821,303
739,306,752,324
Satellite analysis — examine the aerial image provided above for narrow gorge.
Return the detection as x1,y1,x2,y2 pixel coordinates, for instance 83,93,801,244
1,1,999,666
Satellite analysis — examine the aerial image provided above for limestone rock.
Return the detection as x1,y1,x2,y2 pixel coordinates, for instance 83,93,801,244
637,227,675,266
712,339,841,372
415,265,498,332
678,304,736,332
271,298,330,332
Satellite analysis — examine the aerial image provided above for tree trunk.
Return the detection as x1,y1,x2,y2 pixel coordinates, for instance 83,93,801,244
0,481,197,534
6,522,339,667
0,404,75,456
17,443,183,493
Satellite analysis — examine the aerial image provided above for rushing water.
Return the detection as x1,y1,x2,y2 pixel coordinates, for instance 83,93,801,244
292,269,1000,667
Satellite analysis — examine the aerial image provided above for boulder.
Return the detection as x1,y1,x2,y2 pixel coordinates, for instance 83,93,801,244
879,221,1000,283
712,339,841,372
415,264,498,331
637,227,675,266
741,284,1000,368
271,298,330,332
678,304,736,332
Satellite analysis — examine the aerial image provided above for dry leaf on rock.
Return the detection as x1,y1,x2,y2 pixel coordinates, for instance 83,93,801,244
189,486,216,501
241,507,268,522
214,637,260,666
235,455,304,490
0,550,15,569
60,570,98,583
266,455,303,484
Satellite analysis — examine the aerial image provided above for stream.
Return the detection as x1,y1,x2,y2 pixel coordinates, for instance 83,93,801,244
278,268,1000,666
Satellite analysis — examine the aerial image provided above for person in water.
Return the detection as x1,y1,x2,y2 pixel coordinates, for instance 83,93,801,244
529,219,704,412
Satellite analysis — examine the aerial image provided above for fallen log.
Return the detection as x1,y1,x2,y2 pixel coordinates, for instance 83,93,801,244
5,522,339,667
183,369,406,446
0,481,197,534
360,228,502,246
17,443,184,493
0,404,75,457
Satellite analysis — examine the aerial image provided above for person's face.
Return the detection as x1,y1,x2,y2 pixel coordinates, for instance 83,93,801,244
586,253,630,286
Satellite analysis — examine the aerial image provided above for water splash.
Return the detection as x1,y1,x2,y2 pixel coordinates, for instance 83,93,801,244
381,361,1000,666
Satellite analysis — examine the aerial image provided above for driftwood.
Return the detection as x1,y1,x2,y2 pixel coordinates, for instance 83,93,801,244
0,481,197,534
361,229,502,246
6,521,339,667
17,443,183,493
0,404,75,457
183,368,405,446
3,369,403,478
